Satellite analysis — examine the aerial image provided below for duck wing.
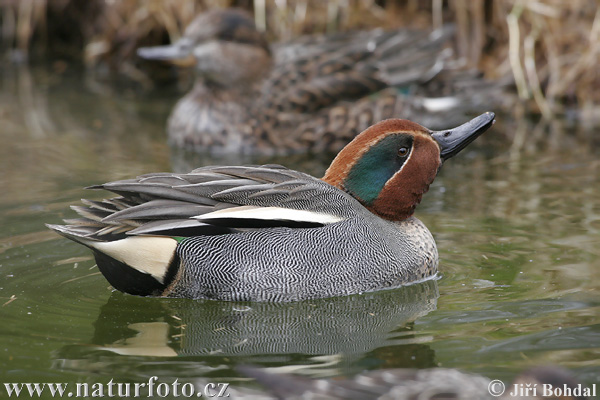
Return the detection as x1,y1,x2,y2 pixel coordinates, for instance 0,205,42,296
49,165,358,241
263,27,454,114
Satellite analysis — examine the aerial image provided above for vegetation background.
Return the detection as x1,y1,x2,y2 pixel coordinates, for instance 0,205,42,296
1,0,598,123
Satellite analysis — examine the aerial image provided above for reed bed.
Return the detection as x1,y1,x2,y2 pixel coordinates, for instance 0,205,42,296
1,0,598,120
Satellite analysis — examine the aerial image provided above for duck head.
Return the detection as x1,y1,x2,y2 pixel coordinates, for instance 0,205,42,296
138,9,271,86
322,112,495,221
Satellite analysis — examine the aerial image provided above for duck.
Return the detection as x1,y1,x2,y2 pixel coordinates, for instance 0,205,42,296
237,365,592,399
138,8,496,155
47,112,495,302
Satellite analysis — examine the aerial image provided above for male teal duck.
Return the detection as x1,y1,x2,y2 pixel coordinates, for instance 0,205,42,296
138,8,495,154
48,112,495,302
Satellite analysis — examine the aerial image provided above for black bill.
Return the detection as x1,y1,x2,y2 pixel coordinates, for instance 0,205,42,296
430,112,496,160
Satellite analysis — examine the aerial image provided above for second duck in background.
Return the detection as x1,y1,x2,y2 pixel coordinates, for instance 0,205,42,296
139,8,500,155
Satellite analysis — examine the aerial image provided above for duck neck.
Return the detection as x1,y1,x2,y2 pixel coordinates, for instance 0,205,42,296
189,69,266,116
194,74,254,97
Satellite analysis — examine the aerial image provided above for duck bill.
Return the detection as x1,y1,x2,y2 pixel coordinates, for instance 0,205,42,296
430,112,496,161
137,42,196,67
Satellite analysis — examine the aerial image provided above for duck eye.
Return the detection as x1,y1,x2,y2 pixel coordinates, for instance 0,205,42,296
398,147,409,157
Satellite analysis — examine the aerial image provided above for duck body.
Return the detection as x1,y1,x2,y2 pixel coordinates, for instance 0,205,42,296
139,9,492,155
48,113,495,302
169,204,437,302
50,166,437,302
165,174,437,301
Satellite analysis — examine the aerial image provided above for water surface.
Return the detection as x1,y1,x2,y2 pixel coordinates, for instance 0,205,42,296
1,65,598,394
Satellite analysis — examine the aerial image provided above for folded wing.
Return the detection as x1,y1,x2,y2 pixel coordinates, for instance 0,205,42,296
49,165,357,241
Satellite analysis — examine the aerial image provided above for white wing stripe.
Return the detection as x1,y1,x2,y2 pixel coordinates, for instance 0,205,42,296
193,205,344,224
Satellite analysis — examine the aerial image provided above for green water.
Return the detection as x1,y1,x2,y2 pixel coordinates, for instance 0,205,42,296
1,65,598,396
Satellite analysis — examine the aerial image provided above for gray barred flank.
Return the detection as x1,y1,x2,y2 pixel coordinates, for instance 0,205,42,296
49,164,439,301
166,216,438,302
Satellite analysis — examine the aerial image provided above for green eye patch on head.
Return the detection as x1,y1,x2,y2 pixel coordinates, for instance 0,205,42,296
344,134,413,205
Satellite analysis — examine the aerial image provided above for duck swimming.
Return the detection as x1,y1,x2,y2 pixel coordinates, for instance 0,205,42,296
47,113,495,302
138,8,495,155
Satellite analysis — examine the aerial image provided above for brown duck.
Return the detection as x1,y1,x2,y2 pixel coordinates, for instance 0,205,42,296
139,8,496,155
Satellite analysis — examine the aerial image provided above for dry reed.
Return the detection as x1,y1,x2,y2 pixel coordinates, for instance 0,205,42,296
0,0,598,121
